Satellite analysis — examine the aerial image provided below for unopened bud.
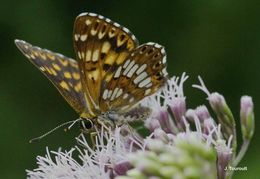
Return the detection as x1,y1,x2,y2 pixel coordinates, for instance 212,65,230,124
208,92,236,149
240,96,254,140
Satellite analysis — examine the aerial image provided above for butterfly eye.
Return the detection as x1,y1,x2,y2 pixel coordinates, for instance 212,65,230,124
79,118,93,130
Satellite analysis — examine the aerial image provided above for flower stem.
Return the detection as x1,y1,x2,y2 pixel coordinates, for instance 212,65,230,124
226,139,250,178
233,139,250,167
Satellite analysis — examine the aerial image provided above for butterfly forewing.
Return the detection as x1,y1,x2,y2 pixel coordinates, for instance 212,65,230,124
15,40,86,114
100,42,168,112
73,13,139,113
16,12,169,125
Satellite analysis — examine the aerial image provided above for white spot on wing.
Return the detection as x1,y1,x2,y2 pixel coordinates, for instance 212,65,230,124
136,64,147,75
57,54,64,58
81,51,85,59
131,35,136,41
134,72,148,84
105,18,111,23
123,59,130,69
35,47,41,51
154,43,161,48
25,54,31,59
74,34,80,41
98,15,104,19
126,64,139,78
108,28,116,38
110,87,119,101
123,61,135,75
129,97,134,103
162,67,168,76
145,88,151,95
98,31,106,39
78,12,88,17
77,51,82,59
122,27,130,33
86,50,91,62
114,66,122,78
138,77,151,88
121,105,130,111
116,88,123,98
86,19,92,25
88,13,97,17
92,49,99,62
123,93,128,99
101,41,111,53
80,34,87,41
39,67,46,71
108,90,112,98
163,56,166,64
161,48,165,54
91,29,98,36
145,82,152,88
114,22,120,27
103,89,109,99
146,42,155,46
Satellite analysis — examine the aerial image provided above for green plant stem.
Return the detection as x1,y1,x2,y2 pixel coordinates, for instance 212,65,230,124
233,139,250,167
227,139,250,179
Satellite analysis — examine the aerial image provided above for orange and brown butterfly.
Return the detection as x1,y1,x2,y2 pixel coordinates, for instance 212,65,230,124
15,12,168,130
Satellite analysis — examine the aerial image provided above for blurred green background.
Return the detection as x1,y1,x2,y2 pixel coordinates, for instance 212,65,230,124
0,0,259,178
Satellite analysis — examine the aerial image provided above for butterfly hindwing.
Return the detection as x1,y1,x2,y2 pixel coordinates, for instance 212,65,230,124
15,40,86,114
100,42,168,112
73,13,139,113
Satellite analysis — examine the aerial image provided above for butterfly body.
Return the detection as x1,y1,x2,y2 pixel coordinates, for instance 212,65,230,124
15,12,168,126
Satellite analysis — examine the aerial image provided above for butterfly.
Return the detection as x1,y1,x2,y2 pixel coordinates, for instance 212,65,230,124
15,12,168,131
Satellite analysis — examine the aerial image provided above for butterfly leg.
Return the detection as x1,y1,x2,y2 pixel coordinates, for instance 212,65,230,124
97,117,113,131
90,131,98,148
75,131,98,149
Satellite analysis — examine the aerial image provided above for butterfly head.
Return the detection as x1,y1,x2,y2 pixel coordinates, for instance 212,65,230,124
101,111,118,121
79,117,94,133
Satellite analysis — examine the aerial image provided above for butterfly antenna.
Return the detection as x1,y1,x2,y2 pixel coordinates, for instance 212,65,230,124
29,119,82,143
67,118,82,130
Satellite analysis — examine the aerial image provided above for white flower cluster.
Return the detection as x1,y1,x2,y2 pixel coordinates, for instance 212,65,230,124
27,73,254,179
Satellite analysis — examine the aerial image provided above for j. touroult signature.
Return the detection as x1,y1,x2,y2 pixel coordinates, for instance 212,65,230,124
224,166,248,171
